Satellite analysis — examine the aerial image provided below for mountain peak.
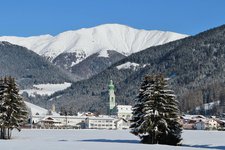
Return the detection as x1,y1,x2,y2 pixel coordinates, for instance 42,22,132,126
0,41,12,46
79,23,134,30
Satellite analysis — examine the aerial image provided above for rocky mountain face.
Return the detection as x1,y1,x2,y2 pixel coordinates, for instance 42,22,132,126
52,50,126,79
70,50,126,79
41,24,225,114
0,42,76,88
0,24,187,80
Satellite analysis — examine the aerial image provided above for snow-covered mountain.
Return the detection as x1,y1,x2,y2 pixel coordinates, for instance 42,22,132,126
0,24,188,80
0,24,188,62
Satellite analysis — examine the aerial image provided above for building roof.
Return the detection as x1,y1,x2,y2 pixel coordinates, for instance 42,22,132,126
181,115,206,120
87,115,115,120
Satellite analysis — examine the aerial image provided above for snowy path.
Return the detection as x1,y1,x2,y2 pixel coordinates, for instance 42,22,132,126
0,129,225,150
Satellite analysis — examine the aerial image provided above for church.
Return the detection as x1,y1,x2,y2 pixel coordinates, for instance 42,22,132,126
108,80,133,120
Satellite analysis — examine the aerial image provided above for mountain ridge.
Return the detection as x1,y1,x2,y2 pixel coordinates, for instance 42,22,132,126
0,24,188,62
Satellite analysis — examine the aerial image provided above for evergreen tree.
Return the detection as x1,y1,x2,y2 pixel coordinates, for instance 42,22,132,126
0,78,8,139
0,76,28,139
130,74,182,145
130,77,149,136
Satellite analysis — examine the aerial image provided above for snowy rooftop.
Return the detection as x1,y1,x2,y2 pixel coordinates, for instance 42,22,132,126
87,115,115,120
181,115,206,120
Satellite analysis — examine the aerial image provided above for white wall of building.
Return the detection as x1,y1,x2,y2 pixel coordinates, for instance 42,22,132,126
85,116,115,129
116,105,132,120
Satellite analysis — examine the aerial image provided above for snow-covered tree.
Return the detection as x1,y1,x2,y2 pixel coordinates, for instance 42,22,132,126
130,77,149,136
130,74,182,145
0,78,7,139
0,76,28,139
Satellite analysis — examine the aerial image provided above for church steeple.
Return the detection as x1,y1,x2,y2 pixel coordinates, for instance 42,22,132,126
109,80,115,91
108,80,116,115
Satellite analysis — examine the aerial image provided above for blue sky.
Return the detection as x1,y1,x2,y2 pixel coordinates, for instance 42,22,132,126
0,0,224,36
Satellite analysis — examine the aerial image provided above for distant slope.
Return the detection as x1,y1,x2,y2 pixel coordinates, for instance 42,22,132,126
25,101,60,116
25,101,48,116
0,42,76,88
44,24,225,114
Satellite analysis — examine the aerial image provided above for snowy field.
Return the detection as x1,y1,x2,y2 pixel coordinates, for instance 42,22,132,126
1,129,225,150
20,82,71,96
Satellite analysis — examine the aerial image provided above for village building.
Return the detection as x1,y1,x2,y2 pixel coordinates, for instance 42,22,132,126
216,119,225,130
107,80,133,118
38,116,61,128
85,116,115,129
114,118,130,130
195,120,206,130
181,115,206,130
108,80,116,115
206,118,219,130
116,105,132,120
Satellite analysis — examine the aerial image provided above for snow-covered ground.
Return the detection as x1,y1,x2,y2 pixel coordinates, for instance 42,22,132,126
20,82,71,96
1,129,224,150
116,62,140,70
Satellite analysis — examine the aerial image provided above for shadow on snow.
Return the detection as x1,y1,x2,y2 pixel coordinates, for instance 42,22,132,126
74,139,225,149
80,139,140,144
182,144,225,150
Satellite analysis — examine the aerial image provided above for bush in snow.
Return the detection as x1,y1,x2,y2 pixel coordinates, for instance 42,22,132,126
130,74,182,145
0,76,28,139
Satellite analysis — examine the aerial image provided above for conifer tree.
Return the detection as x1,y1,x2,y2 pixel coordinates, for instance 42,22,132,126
130,74,182,145
0,78,7,139
0,76,28,139
130,77,149,136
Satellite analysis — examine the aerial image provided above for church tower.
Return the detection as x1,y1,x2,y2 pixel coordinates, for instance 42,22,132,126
51,104,56,112
108,80,116,115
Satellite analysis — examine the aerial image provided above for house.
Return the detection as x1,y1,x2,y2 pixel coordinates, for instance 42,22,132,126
215,119,225,130
114,118,130,130
37,116,61,128
183,123,195,130
195,119,206,130
182,119,196,130
206,118,219,130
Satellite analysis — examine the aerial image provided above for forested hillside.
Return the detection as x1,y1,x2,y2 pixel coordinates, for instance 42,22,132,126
0,42,76,88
